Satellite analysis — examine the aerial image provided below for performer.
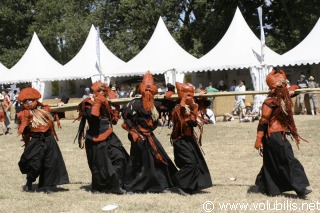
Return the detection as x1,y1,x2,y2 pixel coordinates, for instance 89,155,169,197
121,71,177,193
75,82,128,194
170,82,212,195
254,69,311,198
17,88,69,193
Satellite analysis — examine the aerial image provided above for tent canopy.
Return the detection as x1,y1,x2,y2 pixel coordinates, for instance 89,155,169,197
60,25,126,81
179,7,280,73
273,18,320,66
0,32,64,84
110,17,198,77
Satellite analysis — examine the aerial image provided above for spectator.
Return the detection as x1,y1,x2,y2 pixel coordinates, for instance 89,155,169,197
307,76,318,115
128,87,136,97
109,86,118,99
2,90,12,134
82,88,93,100
296,74,308,114
118,86,128,98
230,80,237,91
217,80,228,91
232,80,246,115
205,82,218,110
239,102,259,122
13,90,21,124
195,83,204,93
0,94,7,135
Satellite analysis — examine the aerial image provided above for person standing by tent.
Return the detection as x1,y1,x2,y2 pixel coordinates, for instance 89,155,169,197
296,74,308,115
232,80,246,115
17,88,69,193
75,82,128,194
0,94,7,135
254,69,311,198
2,90,12,134
82,88,93,100
170,82,212,195
121,71,177,194
307,76,319,115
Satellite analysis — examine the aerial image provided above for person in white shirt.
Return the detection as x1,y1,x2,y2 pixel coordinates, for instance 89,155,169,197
232,80,246,115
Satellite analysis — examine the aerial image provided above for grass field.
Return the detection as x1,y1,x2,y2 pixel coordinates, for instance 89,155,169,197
0,115,319,213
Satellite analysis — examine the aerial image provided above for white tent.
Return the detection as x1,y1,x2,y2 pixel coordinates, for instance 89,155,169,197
0,63,9,78
273,18,320,66
179,7,280,73
0,62,8,72
60,25,126,83
0,32,64,85
111,17,198,84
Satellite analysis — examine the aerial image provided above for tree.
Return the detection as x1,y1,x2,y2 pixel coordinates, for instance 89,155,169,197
265,0,320,54
0,0,35,68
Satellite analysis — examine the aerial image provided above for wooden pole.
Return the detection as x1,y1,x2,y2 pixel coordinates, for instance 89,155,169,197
50,88,320,112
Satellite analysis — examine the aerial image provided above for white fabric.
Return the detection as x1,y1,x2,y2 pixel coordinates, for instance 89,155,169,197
235,85,246,101
250,66,272,113
0,32,64,84
31,80,45,102
111,17,198,77
179,7,281,73
272,18,320,66
206,108,216,124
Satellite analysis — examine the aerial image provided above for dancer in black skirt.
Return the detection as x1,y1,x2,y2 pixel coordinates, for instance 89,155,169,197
75,82,128,194
17,88,69,193
254,69,311,198
121,71,177,193
170,82,212,195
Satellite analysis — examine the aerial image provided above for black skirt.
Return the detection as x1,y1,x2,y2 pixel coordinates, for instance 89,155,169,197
85,132,129,193
124,133,178,193
173,137,213,192
18,133,69,188
255,132,310,196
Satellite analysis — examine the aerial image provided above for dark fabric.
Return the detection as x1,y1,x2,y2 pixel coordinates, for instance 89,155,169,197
18,133,69,188
124,133,178,193
173,136,212,192
255,132,310,196
85,132,128,193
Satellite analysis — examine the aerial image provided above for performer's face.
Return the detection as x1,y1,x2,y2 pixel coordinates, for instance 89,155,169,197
275,80,287,88
22,99,37,110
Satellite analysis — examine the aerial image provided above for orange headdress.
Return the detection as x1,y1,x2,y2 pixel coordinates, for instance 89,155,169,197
138,71,158,111
176,82,195,107
17,88,41,102
91,82,110,95
18,88,42,110
266,69,287,91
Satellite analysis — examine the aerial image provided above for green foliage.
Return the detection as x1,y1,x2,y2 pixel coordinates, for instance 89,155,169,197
0,0,319,67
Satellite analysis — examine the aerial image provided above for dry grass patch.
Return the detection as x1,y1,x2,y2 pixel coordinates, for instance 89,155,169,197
0,116,319,212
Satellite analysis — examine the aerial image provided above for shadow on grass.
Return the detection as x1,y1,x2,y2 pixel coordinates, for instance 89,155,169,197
21,183,70,193
247,185,308,200
80,184,92,192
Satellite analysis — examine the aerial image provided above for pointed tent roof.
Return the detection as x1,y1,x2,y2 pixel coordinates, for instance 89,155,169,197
0,32,64,84
110,17,198,77
273,18,320,66
60,25,126,80
180,7,280,73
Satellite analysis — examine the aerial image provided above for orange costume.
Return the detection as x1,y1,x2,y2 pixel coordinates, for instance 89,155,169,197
170,82,212,195
75,82,128,194
121,71,177,193
254,69,311,197
17,88,69,193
